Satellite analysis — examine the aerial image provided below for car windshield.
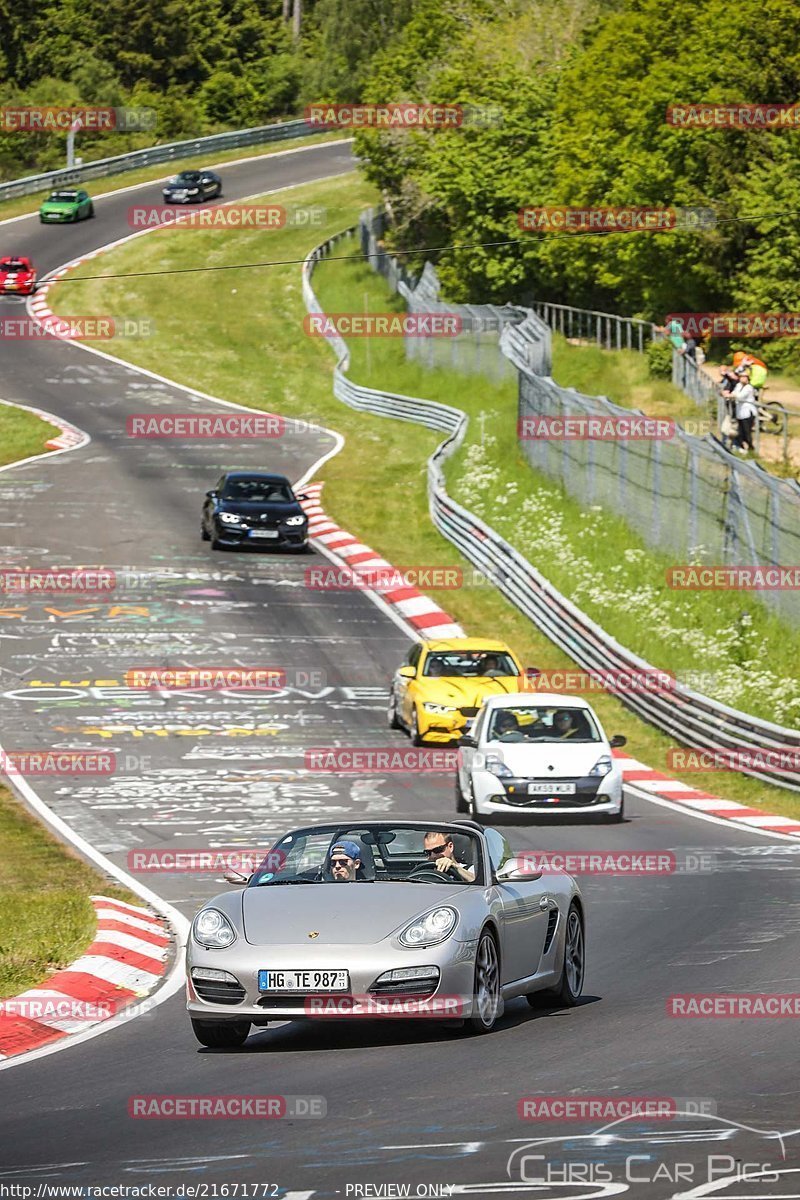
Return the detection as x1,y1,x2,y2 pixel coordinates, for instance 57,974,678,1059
486,705,602,743
249,824,484,886
49,192,78,202
2,260,27,271
422,650,517,678
221,479,293,503
174,172,201,184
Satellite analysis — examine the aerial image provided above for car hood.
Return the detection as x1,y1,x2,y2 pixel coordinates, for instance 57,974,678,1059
41,202,75,212
0,269,33,280
218,500,303,518
417,676,520,706
241,883,464,945
481,740,608,776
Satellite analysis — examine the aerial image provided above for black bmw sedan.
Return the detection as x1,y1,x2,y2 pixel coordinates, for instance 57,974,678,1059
162,169,222,203
202,472,310,551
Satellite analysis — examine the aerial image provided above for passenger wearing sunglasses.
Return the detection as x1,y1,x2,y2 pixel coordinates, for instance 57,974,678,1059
422,831,476,882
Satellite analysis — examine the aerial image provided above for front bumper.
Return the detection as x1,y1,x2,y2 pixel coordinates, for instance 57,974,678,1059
472,769,623,815
213,522,308,548
419,708,479,742
186,938,478,1022
40,211,73,221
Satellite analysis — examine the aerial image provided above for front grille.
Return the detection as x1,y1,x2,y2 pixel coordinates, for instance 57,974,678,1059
543,909,559,954
368,979,437,998
256,995,313,1008
458,707,479,718
503,791,602,808
500,777,601,806
194,979,246,1005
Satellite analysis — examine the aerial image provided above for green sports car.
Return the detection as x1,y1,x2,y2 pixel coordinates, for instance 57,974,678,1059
39,189,94,223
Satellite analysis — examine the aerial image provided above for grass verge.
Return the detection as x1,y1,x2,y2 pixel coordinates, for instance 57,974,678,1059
0,403,61,468
46,174,800,819
0,786,135,998
0,131,345,222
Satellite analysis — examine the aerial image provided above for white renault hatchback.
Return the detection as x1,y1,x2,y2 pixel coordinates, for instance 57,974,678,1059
455,693,627,822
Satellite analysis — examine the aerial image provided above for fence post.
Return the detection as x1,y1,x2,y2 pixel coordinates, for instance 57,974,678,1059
688,442,698,552
651,438,662,544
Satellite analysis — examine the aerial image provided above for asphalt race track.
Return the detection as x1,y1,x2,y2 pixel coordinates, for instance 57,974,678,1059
1,140,800,1200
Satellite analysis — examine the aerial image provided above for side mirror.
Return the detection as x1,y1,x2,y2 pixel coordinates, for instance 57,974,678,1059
398,665,416,679
610,735,627,749
522,666,541,691
459,734,477,747
495,856,541,883
223,869,250,885
205,490,217,499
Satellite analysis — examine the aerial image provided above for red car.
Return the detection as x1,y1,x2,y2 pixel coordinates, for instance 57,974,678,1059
0,256,37,295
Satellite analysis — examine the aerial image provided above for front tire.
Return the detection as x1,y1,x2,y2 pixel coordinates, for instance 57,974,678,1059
465,929,502,1034
455,773,468,813
201,524,210,541
529,903,584,1008
602,795,624,824
410,705,425,747
388,688,402,730
191,1018,250,1048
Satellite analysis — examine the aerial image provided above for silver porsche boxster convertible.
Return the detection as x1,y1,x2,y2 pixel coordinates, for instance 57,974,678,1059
186,819,585,1047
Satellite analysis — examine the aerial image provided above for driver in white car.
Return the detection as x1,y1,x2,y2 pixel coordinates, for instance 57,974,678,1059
423,830,476,882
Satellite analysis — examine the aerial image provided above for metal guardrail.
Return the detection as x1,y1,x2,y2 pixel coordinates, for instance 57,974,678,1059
528,299,657,354
303,224,800,791
0,118,319,202
527,298,718,413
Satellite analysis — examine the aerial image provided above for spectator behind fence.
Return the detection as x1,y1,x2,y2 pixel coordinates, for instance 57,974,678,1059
655,316,687,355
718,367,739,448
732,369,758,454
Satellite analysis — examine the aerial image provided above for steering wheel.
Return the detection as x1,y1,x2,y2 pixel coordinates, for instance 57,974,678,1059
406,864,457,883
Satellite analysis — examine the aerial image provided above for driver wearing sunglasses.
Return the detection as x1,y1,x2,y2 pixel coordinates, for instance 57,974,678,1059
422,830,476,882
329,839,362,882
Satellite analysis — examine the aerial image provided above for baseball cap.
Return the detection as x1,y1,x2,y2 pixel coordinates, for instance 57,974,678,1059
330,839,361,861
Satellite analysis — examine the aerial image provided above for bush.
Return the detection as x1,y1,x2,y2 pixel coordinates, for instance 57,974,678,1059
646,338,673,379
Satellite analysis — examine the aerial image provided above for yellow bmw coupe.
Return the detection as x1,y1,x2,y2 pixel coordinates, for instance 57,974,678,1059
389,637,531,744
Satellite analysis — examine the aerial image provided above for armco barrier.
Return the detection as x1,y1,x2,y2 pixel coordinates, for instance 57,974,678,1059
0,119,319,202
303,225,800,792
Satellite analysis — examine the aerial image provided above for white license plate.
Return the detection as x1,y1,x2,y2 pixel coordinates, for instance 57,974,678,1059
528,782,576,795
250,530,279,539
258,969,349,992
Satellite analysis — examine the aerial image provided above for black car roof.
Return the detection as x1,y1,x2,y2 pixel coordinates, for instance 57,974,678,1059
223,471,291,484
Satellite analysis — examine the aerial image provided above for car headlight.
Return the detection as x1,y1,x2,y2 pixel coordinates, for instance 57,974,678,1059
218,512,242,525
423,702,458,714
283,514,307,526
485,755,513,778
399,906,458,949
193,908,237,949
188,188,199,194
589,755,613,777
